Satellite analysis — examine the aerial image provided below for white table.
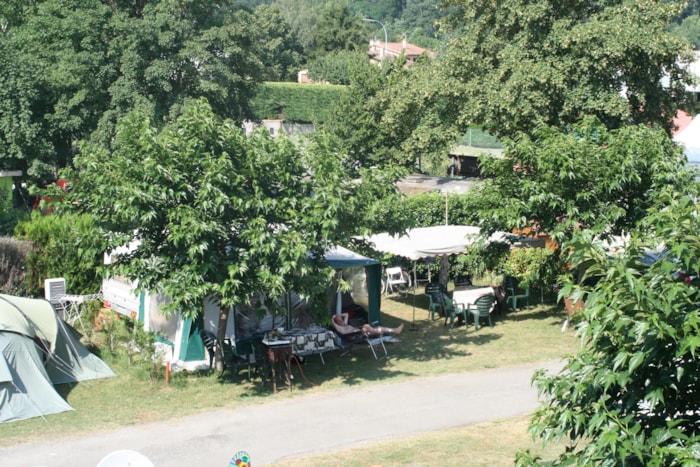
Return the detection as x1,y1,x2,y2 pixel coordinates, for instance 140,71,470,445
452,286,495,309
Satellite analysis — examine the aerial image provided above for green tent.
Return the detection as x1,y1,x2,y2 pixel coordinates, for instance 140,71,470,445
0,297,73,422
325,246,382,325
0,294,115,423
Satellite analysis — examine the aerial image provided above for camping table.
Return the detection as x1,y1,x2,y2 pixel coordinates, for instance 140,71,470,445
285,327,336,365
262,335,293,393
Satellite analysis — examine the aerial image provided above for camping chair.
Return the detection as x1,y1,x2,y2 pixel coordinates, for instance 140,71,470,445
200,330,250,382
384,267,408,295
425,282,449,320
425,291,443,321
230,337,259,381
504,276,530,311
330,315,388,360
467,294,496,330
442,293,468,329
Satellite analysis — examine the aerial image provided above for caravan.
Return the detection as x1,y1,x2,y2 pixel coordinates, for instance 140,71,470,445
101,246,383,369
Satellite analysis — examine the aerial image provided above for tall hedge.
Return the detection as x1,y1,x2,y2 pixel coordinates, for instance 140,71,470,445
14,212,105,297
0,237,31,295
250,82,347,123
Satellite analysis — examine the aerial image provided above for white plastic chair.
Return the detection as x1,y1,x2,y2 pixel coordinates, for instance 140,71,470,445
384,267,408,295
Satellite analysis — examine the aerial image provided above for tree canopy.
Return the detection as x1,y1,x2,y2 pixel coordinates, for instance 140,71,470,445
0,0,265,185
477,117,696,244
66,99,404,358
321,53,458,173
438,0,694,139
520,190,700,465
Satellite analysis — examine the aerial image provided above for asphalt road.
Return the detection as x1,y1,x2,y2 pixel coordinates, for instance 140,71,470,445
0,360,564,467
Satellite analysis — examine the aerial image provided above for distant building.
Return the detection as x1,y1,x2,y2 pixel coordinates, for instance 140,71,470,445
684,50,700,112
297,69,329,85
447,145,504,178
396,174,478,195
242,119,315,138
368,37,435,66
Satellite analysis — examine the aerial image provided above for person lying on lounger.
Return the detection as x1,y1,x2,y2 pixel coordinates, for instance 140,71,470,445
331,312,404,337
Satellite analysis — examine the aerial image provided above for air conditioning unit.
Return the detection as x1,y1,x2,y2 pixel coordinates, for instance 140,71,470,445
44,278,66,301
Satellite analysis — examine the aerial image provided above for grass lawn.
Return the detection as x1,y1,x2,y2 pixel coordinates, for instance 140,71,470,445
272,415,564,466
0,291,579,463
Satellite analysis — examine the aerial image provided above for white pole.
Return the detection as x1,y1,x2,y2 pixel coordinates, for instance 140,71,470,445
363,18,388,64
335,271,343,315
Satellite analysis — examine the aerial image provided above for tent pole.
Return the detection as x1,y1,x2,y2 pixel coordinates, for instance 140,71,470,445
410,262,418,331
335,270,343,316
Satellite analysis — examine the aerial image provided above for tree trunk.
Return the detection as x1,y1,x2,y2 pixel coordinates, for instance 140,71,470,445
439,255,449,289
214,306,230,373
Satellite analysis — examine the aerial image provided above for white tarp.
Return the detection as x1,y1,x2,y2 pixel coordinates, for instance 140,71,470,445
366,225,500,260
674,114,700,165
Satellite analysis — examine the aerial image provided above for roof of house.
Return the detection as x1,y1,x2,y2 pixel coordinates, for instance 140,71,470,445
383,41,434,57
368,39,435,60
396,174,479,195
674,110,694,136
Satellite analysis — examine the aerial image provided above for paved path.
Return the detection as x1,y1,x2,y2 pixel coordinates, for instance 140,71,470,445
0,360,563,467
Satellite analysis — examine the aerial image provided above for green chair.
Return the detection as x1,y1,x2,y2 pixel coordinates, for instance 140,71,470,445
230,338,258,381
442,293,468,329
504,276,530,311
467,294,496,330
425,292,443,321
200,330,249,382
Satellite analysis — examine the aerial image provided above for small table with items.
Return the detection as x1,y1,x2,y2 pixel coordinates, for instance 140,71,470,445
285,326,337,365
262,334,293,393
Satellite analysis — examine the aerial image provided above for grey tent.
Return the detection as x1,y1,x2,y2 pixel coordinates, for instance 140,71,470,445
0,294,115,384
0,299,73,422
0,294,115,423
0,332,74,423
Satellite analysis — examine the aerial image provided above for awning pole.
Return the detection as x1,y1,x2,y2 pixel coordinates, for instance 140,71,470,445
335,270,343,315
410,262,418,331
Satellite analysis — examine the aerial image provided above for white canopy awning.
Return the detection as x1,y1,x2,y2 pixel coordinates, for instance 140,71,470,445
366,225,505,261
674,114,700,165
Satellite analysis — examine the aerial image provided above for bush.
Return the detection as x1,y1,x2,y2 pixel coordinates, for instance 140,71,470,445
502,246,557,289
522,193,700,465
0,237,31,295
0,177,28,236
14,211,105,297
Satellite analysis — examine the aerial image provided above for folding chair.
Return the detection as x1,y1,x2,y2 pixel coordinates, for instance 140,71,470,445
384,267,409,295
331,315,388,360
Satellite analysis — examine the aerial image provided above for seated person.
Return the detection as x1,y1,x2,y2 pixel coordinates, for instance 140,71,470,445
331,313,404,337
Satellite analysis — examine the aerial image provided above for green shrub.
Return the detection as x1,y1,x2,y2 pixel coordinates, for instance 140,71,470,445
0,178,28,235
14,212,105,297
502,246,557,289
524,193,700,465
453,240,510,283
0,236,31,295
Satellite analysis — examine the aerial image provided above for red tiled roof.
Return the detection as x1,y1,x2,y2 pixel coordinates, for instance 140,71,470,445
384,42,433,57
368,40,435,60
674,110,694,136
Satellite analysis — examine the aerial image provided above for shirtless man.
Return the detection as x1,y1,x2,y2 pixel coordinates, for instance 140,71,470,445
332,312,404,337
